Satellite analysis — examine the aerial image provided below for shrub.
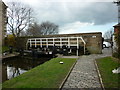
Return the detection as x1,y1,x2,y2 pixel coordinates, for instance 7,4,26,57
112,52,120,59
5,35,16,47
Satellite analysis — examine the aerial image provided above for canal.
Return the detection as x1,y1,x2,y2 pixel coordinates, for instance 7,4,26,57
2,56,52,82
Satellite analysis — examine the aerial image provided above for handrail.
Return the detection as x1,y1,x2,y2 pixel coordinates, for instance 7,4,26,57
26,36,86,55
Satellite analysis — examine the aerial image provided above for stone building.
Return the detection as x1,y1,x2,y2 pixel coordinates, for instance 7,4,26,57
0,1,7,46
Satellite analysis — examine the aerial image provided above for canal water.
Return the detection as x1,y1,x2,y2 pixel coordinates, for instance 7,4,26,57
2,56,51,82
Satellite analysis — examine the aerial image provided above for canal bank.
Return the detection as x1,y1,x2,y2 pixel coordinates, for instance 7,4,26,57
2,56,52,83
2,53,19,59
2,58,77,88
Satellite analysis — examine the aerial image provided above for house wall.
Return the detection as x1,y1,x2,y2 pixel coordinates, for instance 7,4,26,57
113,25,120,52
112,35,117,51
0,1,2,46
0,1,7,46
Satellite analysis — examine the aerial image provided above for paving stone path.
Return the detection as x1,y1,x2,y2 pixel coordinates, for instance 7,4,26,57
62,48,112,89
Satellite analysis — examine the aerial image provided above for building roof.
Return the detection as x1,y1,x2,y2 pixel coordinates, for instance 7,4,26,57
20,32,102,38
113,23,120,27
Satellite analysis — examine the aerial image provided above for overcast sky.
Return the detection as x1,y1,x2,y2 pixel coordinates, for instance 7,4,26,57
3,0,118,35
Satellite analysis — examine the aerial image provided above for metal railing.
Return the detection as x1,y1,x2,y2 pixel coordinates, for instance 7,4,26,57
26,36,86,55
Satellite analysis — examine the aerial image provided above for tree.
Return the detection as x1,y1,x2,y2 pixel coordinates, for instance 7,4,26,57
40,21,59,35
103,29,114,40
26,22,42,36
7,2,33,38
26,21,59,36
5,34,16,47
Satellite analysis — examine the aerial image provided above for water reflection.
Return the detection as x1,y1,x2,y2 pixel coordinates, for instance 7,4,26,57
2,57,51,82
7,66,27,79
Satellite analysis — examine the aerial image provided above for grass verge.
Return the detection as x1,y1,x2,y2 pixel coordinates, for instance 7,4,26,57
96,57,120,88
2,58,76,88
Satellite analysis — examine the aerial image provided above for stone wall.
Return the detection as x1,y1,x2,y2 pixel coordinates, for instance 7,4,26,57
18,32,102,54
84,34,102,54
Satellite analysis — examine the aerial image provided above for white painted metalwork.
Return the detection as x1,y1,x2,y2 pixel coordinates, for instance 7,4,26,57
68,38,70,48
46,38,48,48
40,39,42,48
26,36,86,55
35,39,36,47
60,38,62,48
30,39,32,48
80,37,86,54
53,38,55,46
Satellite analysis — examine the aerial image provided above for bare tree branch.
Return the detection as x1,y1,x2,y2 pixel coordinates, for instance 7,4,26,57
26,21,59,36
7,2,33,37
103,29,114,40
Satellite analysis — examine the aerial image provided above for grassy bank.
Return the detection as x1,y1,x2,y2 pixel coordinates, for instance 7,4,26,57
2,58,77,88
96,57,120,88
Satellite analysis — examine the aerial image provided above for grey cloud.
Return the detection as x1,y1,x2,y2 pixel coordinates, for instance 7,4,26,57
32,2,117,26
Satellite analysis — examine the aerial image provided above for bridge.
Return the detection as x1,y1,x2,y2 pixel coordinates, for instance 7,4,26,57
20,32,102,56
26,36,86,56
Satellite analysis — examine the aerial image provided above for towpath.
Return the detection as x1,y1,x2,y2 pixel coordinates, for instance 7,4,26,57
62,48,112,89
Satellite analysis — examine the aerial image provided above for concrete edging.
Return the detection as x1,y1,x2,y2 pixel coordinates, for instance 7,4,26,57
59,58,78,89
94,60,105,90
2,53,19,59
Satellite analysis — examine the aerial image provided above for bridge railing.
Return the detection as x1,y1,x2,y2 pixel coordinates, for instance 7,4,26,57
26,36,86,56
